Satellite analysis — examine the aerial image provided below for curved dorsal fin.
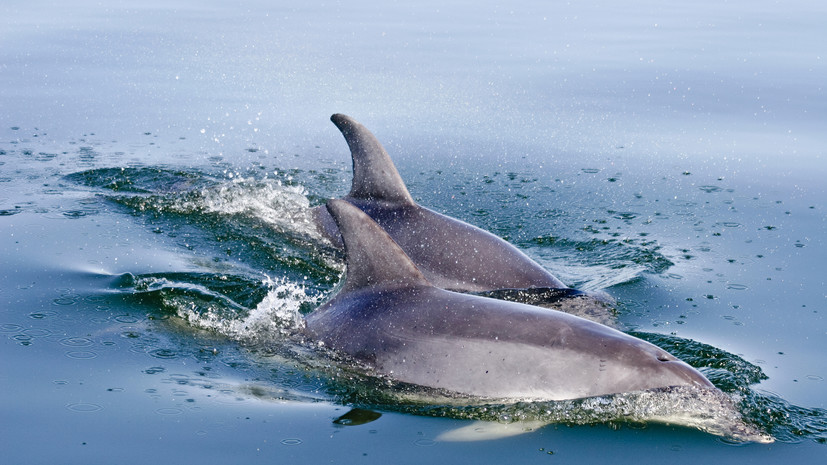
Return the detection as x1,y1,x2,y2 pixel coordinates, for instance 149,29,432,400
326,199,429,291
330,114,415,204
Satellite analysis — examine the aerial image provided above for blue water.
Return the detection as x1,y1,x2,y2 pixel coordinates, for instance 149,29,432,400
2,0,825,463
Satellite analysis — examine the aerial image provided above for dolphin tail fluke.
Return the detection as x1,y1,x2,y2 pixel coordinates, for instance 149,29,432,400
330,114,415,204
325,199,429,291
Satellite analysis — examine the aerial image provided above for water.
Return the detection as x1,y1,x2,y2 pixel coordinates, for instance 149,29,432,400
2,0,825,463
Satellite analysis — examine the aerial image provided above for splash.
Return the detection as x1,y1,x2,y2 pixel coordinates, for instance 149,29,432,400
64,167,329,245
236,275,314,340
117,272,316,343
407,386,773,444
528,236,673,291
173,275,313,342
195,176,322,242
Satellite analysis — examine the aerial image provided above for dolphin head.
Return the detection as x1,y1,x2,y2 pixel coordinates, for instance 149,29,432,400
646,354,714,390
599,334,715,394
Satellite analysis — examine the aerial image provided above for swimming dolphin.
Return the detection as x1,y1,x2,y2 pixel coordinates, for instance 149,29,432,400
304,199,714,401
312,114,566,293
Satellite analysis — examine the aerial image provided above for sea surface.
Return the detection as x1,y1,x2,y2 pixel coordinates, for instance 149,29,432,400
1,1,825,463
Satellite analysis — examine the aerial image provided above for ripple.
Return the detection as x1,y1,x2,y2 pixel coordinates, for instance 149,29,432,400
168,374,191,384
699,185,723,193
129,344,152,354
60,337,94,347
143,366,166,375
155,407,183,416
115,315,139,323
62,210,88,218
13,334,32,344
35,152,58,161
726,284,749,291
280,438,303,446
612,211,638,220
53,296,79,306
414,439,436,447
29,311,57,319
149,348,178,359
22,328,52,337
0,323,23,332
67,402,103,413
66,351,98,360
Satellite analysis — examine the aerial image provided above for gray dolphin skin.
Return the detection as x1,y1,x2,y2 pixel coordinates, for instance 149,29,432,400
313,113,566,293
304,200,715,401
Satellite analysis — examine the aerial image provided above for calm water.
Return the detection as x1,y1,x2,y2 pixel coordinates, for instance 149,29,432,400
2,0,825,463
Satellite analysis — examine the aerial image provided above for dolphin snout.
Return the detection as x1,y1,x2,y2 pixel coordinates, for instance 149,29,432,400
662,358,715,388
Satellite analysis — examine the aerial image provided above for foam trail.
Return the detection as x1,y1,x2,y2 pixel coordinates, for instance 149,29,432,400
171,276,315,342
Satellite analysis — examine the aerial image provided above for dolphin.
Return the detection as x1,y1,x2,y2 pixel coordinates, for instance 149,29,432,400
312,114,566,293
304,199,714,401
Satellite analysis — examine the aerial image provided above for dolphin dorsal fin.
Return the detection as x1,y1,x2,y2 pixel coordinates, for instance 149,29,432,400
325,199,429,291
331,114,415,205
